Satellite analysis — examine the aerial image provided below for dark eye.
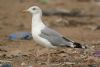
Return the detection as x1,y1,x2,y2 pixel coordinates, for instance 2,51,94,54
33,8,36,10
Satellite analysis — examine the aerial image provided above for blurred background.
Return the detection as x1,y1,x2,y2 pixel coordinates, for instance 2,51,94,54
0,0,100,67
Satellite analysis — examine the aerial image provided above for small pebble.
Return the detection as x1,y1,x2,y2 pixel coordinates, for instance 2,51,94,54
21,62,26,66
28,65,33,67
88,64,97,67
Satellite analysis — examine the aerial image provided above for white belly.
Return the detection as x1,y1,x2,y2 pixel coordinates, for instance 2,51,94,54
32,33,56,48
32,24,56,48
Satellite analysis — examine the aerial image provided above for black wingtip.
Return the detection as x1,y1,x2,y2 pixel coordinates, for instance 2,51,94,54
73,42,87,49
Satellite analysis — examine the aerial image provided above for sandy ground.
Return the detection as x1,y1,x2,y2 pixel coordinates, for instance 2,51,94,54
0,0,100,67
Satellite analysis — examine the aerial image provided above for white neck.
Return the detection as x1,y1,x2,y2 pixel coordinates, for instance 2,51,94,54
31,13,46,35
32,13,45,27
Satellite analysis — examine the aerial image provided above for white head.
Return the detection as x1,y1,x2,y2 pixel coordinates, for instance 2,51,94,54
26,6,42,16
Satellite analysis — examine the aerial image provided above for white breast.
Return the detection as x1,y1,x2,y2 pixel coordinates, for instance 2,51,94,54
32,26,56,48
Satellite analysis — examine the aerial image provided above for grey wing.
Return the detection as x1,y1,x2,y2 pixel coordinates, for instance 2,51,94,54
39,27,74,47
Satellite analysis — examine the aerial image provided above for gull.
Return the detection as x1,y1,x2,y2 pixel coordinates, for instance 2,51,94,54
26,6,86,49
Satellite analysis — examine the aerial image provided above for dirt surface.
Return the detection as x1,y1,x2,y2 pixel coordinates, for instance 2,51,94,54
0,0,100,67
